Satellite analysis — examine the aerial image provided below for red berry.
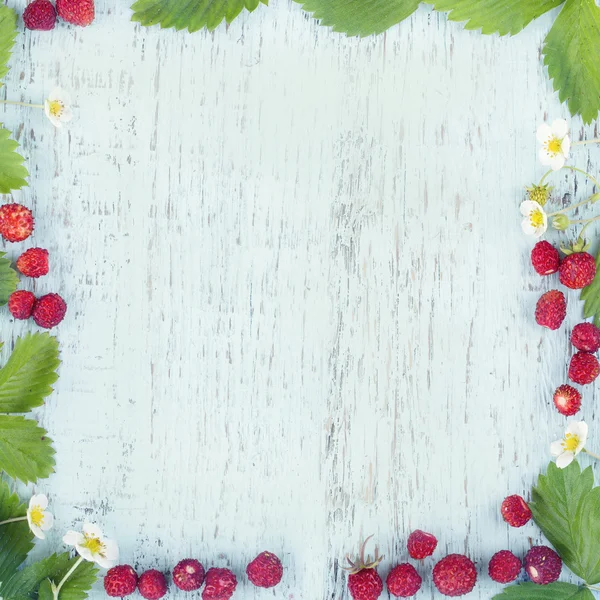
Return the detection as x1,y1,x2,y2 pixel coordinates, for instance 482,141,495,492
16,248,49,278
104,565,138,597
432,554,477,597
488,551,521,584
501,495,532,527
407,530,437,559
348,569,384,600
535,290,566,330
553,384,582,416
56,0,94,25
173,558,205,591
0,204,34,243
386,563,422,597
202,568,238,600
524,546,562,585
569,352,600,385
23,0,56,30
571,322,600,353
246,551,283,588
32,293,67,329
559,252,596,289
531,241,560,275
137,570,166,600
8,290,35,320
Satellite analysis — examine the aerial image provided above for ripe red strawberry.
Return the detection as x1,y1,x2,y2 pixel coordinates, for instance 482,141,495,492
569,352,600,385
137,570,167,600
432,554,477,596
16,248,49,278
173,558,205,591
23,0,57,30
407,530,437,559
246,551,283,588
559,252,596,289
0,204,34,243
571,322,600,353
524,546,561,585
345,537,384,600
488,551,521,584
553,384,582,416
535,290,566,330
104,565,138,597
386,563,422,597
531,241,560,275
56,0,94,25
202,568,238,600
32,293,67,329
501,495,532,527
8,290,35,320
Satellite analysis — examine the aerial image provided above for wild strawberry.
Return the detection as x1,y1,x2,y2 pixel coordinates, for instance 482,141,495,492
569,352,600,385
488,551,521,584
553,384,582,416
104,565,138,597
8,290,35,320
246,551,283,588
17,248,49,278
571,322,600,353
407,530,437,559
0,204,34,243
56,0,94,25
137,570,167,600
173,558,205,591
432,554,477,596
531,241,560,275
345,537,384,600
535,290,566,330
524,546,561,585
559,252,596,289
32,293,67,329
202,568,238,600
386,563,422,597
23,0,57,30
501,495,531,527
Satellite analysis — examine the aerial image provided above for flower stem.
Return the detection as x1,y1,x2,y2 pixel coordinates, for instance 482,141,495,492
584,448,600,461
539,169,553,186
548,193,600,216
0,516,26,526
0,99,44,109
587,584,600,591
573,139,600,146
562,165,600,189
53,556,84,600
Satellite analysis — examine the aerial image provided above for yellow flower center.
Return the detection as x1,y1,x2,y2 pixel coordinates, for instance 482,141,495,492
81,534,105,556
29,505,44,527
48,100,64,118
546,136,563,155
563,433,580,453
530,209,545,228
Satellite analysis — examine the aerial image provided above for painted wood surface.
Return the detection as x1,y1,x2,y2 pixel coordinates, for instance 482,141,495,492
2,2,599,597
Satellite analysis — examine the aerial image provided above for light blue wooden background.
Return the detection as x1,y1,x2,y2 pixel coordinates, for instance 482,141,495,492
2,1,599,597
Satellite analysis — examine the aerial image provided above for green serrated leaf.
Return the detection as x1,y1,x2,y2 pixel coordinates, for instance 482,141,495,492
0,415,55,483
0,252,18,306
131,0,267,32
37,579,54,600
430,0,564,35
530,461,596,582
543,0,600,124
0,125,28,193
580,249,600,322
493,582,594,599
0,332,60,413
295,0,420,36
0,5,18,86
575,486,600,584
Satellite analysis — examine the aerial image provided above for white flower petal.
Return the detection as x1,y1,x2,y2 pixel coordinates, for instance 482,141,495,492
539,147,553,166
30,524,45,540
522,219,538,236
549,154,566,171
103,538,119,562
537,123,553,143
60,107,73,123
520,200,540,216
82,522,103,538
550,440,564,457
63,531,85,546
75,545,95,563
552,119,569,139
562,135,571,157
41,511,54,531
556,451,575,469
95,554,117,569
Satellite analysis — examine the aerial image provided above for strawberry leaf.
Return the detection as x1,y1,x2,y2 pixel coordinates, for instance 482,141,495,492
580,250,600,326
0,5,17,86
0,251,19,307
493,582,594,599
0,125,28,193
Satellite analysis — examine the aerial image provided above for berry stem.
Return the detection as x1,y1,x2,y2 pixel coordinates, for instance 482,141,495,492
573,139,600,146
0,516,26,526
584,448,600,461
548,193,600,217
53,556,84,600
0,100,44,109
538,169,553,186
562,166,600,189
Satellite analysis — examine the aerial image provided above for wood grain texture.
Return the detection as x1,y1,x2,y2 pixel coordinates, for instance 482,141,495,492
1,1,599,597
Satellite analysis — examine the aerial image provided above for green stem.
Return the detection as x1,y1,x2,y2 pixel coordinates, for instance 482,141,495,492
573,139,600,146
562,165,600,189
584,448,600,461
548,193,600,216
0,516,26,526
538,169,553,186
587,584,600,591
0,99,44,109
53,556,84,600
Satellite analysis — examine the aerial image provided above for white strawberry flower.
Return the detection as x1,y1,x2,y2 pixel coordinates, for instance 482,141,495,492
520,200,548,237
26,494,53,540
537,119,570,171
44,87,72,128
550,421,588,469
63,522,119,568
